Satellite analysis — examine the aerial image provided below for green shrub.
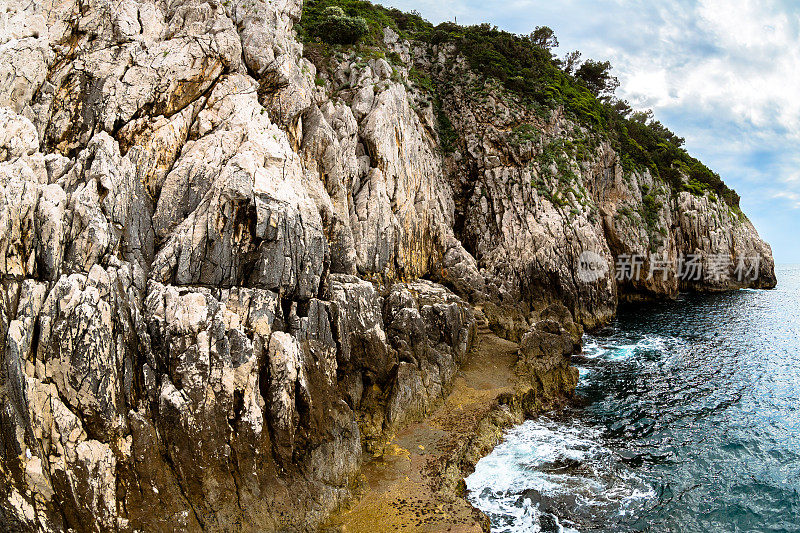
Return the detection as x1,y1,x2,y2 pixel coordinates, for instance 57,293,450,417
618,205,635,221
511,124,539,144
409,67,435,93
684,179,707,196
534,139,579,184
437,108,458,153
297,0,433,48
310,6,369,45
642,193,661,230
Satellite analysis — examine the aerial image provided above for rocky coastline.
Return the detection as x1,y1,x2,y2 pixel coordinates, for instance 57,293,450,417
0,0,775,531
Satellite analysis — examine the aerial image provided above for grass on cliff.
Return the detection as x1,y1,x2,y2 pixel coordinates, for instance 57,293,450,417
297,0,740,208
297,0,432,47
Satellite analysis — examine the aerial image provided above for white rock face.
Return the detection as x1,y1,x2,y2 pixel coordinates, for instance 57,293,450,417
0,0,775,530
422,52,775,330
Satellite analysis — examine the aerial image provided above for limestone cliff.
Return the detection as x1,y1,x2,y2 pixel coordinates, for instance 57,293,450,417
0,0,775,531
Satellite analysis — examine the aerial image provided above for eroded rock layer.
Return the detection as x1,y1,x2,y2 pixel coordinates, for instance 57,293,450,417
0,0,775,531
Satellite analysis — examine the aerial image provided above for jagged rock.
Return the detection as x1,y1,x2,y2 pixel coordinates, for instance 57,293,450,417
0,1,50,115
433,62,774,324
300,102,360,275
232,0,313,126
383,280,477,427
517,316,580,401
0,264,142,531
329,274,391,385
37,266,123,440
142,282,361,530
150,74,327,300
59,133,140,274
0,0,777,530
301,54,480,285
327,275,476,449
33,0,243,156
673,191,777,289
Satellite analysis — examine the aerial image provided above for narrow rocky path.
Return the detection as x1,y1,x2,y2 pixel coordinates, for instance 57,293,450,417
325,321,521,532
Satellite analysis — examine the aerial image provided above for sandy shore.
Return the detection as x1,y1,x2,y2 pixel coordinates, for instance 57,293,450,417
324,322,556,532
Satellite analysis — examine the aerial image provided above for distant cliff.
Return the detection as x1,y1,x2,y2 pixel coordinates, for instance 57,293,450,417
0,0,775,531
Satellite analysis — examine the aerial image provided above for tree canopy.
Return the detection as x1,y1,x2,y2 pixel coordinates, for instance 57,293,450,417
574,59,619,97
530,26,559,51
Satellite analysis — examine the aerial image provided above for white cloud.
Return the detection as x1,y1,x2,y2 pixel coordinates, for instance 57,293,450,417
564,0,800,138
772,191,800,209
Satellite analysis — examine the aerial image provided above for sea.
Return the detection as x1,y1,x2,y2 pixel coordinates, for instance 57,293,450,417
467,264,800,532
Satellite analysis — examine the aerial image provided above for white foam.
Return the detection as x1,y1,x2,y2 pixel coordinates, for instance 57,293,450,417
467,333,667,531
582,333,671,362
466,418,656,532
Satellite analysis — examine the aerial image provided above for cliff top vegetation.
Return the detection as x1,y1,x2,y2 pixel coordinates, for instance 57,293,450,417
297,0,740,208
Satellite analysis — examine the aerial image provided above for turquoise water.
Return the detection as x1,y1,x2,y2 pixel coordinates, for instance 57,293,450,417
467,264,800,532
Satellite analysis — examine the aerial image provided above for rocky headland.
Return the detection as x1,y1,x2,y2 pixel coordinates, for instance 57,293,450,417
0,0,775,531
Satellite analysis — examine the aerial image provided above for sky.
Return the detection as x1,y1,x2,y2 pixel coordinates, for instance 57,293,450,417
375,0,800,263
